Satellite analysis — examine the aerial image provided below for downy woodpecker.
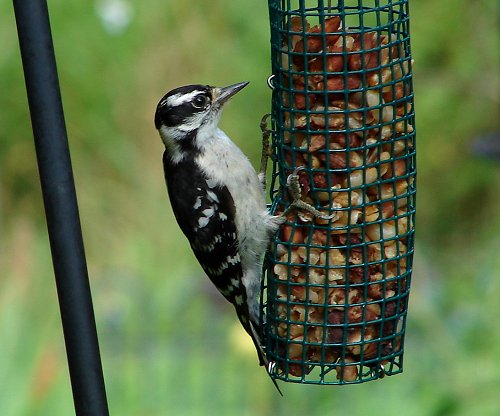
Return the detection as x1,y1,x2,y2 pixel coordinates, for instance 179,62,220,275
154,82,284,374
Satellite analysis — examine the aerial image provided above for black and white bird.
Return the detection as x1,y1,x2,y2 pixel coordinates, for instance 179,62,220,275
154,82,284,374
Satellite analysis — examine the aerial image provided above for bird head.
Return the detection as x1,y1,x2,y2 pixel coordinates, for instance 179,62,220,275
154,82,249,153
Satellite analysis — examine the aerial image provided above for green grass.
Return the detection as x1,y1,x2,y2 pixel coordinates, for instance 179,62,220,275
1,0,499,415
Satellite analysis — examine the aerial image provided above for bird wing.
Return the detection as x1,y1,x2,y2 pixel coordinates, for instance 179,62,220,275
163,152,246,307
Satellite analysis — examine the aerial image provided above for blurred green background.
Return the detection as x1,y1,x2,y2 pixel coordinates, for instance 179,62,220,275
1,0,499,415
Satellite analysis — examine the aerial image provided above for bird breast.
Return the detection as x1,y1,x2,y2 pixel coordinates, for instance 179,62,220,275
196,128,273,264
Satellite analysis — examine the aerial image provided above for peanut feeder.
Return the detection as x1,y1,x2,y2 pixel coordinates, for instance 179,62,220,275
262,0,416,384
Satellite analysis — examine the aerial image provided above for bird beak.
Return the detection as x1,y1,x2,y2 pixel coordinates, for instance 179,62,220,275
213,81,249,106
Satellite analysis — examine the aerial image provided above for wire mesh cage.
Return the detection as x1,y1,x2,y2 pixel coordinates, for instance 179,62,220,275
262,0,416,385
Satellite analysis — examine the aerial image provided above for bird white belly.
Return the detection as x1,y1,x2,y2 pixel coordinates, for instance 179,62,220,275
197,128,270,253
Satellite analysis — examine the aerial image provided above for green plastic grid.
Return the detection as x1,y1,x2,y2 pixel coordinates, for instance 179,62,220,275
262,0,416,385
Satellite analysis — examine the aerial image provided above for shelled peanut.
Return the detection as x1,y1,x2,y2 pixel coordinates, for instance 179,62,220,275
272,16,415,380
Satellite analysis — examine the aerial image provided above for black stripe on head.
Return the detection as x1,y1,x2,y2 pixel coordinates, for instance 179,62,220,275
154,84,212,129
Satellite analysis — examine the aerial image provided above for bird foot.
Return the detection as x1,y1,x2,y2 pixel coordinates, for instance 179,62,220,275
259,114,274,190
283,167,334,221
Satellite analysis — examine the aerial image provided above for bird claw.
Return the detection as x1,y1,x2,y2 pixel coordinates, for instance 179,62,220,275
284,167,334,221
259,114,274,189
286,166,305,201
259,121,333,221
260,113,272,133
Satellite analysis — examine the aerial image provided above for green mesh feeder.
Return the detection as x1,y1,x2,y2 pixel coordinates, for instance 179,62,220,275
262,0,416,385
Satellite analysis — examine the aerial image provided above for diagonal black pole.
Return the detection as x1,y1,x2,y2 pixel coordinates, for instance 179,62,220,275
13,1,109,415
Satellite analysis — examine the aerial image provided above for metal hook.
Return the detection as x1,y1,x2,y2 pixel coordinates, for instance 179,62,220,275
371,363,386,379
267,74,276,90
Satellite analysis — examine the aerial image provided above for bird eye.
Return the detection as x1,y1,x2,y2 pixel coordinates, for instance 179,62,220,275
192,94,208,109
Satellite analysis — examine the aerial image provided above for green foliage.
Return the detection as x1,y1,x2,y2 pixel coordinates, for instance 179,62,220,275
0,0,499,415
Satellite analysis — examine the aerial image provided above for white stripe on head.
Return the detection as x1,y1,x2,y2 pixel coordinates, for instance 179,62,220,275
165,91,203,108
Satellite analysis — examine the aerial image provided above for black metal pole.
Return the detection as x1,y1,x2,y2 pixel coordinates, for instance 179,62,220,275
13,1,109,415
